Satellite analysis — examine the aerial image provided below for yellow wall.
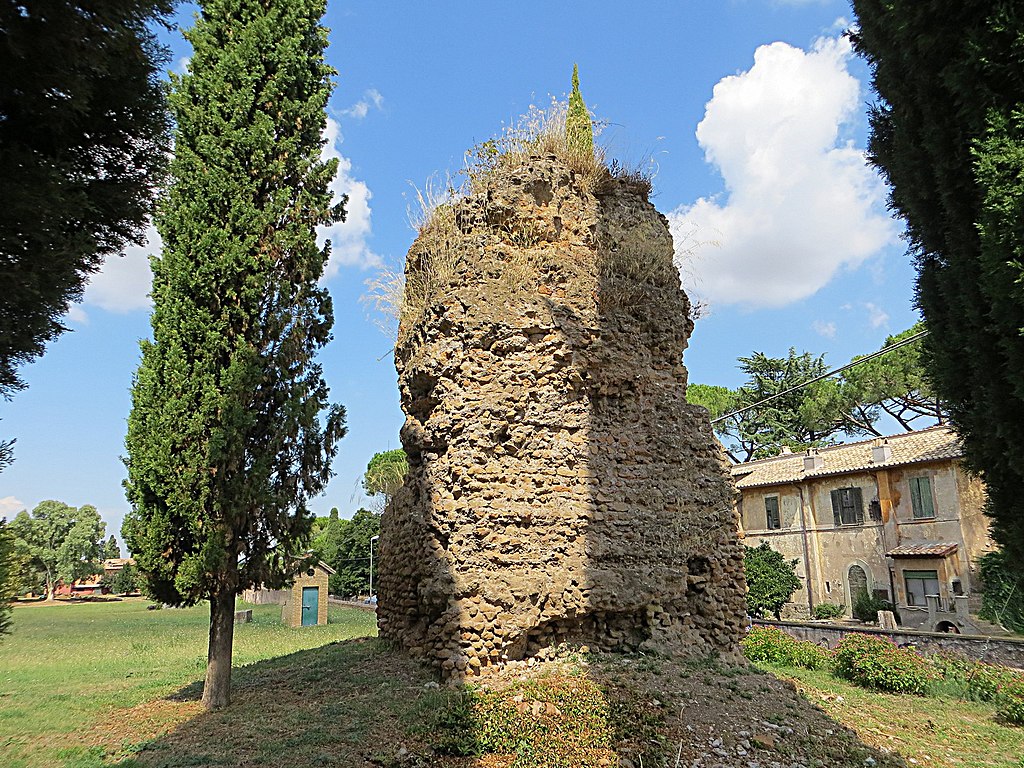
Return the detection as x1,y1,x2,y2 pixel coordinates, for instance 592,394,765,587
737,458,991,621
282,565,330,627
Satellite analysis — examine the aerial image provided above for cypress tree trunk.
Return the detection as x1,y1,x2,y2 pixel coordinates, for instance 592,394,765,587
203,588,236,710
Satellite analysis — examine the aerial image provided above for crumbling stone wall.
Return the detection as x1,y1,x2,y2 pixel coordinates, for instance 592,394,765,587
377,155,747,678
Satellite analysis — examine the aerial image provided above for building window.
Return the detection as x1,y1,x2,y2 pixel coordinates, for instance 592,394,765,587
830,487,864,526
765,496,781,530
904,569,940,606
909,476,936,519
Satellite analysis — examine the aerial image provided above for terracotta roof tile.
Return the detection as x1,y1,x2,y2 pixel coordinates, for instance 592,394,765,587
886,542,959,557
731,426,962,489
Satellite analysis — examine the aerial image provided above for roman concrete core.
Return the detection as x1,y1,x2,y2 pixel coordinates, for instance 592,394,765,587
376,154,747,678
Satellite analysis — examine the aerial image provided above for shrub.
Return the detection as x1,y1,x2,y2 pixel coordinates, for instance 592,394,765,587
978,550,1024,633
928,651,1021,702
852,590,900,624
833,633,935,694
744,542,802,620
997,678,1024,726
812,603,845,620
428,674,616,766
741,626,832,670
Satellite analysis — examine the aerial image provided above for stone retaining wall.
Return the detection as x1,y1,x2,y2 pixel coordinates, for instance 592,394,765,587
757,619,1024,669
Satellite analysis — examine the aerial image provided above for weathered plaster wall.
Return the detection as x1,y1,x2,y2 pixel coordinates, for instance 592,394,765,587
737,457,992,623
377,155,747,677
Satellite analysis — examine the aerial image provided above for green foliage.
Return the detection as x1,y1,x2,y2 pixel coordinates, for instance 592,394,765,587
741,626,833,669
0,0,171,400
842,323,945,430
429,675,614,766
701,348,879,462
851,1,1024,571
101,564,141,596
0,518,18,636
852,590,901,625
833,633,935,695
565,64,594,160
743,542,802,620
102,535,121,561
696,328,943,463
812,602,846,620
363,449,408,499
311,508,381,597
123,0,347,610
686,384,737,420
9,500,105,597
927,651,1021,703
997,678,1024,726
978,549,1024,633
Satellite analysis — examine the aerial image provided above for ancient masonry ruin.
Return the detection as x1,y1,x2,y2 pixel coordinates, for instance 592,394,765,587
376,154,747,678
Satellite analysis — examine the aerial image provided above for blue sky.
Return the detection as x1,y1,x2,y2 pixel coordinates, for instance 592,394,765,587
0,0,923,545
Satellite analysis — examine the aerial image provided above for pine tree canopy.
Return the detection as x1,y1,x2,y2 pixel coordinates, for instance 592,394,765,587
123,0,347,610
851,1,1024,567
0,0,172,400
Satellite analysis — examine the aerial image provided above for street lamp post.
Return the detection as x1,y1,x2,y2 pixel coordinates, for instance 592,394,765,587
368,535,380,599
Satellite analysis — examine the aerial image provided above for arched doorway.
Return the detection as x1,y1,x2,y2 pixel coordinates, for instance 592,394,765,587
848,564,868,606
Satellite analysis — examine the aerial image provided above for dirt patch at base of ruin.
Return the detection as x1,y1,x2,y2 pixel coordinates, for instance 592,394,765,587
114,640,904,768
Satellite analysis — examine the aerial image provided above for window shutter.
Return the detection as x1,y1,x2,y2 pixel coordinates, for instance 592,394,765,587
910,477,923,517
852,486,864,524
920,477,935,517
831,489,842,526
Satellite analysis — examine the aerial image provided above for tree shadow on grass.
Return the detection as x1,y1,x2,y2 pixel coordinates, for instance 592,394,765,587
120,637,441,768
115,640,908,768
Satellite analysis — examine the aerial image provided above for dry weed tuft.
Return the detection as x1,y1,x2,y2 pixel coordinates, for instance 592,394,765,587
464,96,609,195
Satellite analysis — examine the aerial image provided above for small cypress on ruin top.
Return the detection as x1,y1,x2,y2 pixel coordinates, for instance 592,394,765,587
565,63,593,159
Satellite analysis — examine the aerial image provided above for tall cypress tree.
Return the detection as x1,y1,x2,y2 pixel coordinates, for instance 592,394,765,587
851,2,1024,569
123,0,347,710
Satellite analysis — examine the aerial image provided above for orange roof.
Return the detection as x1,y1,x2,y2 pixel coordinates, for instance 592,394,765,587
731,426,962,490
886,542,959,558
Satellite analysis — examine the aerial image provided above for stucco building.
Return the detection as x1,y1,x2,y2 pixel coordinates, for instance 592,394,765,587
733,427,995,632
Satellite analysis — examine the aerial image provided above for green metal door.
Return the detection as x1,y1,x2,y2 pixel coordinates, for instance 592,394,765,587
301,586,319,626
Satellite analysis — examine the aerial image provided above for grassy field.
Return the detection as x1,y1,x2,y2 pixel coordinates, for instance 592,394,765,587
761,662,1024,768
0,598,377,768
2,601,1022,767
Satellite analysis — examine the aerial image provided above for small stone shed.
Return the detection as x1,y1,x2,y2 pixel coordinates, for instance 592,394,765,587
243,560,334,627
281,561,333,627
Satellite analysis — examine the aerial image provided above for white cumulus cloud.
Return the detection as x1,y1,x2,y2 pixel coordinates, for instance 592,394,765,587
812,319,837,339
82,225,157,312
319,116,381,276
668,35,896,309
70,117,378,318
340,89,384,120
864,302,889,328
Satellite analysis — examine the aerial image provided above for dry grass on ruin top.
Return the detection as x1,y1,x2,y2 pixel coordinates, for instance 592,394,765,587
364,98,660,340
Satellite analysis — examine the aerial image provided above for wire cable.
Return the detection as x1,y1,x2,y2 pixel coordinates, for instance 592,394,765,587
710,330,929,425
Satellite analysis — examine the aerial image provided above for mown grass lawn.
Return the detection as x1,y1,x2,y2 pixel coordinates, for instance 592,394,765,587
759,662,1024,768
0,598,377,768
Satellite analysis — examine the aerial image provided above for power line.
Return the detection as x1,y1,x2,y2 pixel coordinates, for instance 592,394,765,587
709,330,929,425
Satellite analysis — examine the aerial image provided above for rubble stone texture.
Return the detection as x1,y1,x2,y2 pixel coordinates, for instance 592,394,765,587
377,154,747,678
